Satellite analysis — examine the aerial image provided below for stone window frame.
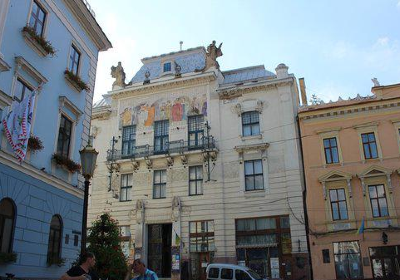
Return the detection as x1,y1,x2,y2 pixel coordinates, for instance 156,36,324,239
53,96,83,162
315,127,343,167
26,0,50,38
391,119,400,155
318,170,356,228
233,99,264,141
357,165,395,225
188,165,203,196
120,173,133,202
353,122,383,162
67,42,82,77
235,143,269,196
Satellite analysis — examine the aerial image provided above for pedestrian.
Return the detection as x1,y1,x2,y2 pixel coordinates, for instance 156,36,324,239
60,252,99,280
124,259,158,280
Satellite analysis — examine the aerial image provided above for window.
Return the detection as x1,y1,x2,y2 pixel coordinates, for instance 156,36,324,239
188,115,204,149
154,120,169,154
47,215,62,264
56,115,72,158
244,160,264,191
242,111,260,137
368,185,389,218
361,132,378,159
323,249,331,263
189,220,214,252
236,217,277,247
14,78,33,102
323,137,339,164
120,174,132,202
0,198,16,253
163,62,171,72
29,0,46,36
329,189,348,221
189,166,203,195
122,125,136,156
221,269,233,280
153,170,166,199
208,268,219,279
68,45,81,76
235,270,251,280
333,241,363,279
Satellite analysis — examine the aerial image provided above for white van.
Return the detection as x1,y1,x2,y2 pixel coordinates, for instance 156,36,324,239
206,263,267,280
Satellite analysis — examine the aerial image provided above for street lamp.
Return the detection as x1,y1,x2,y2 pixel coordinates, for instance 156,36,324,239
79,142,98,255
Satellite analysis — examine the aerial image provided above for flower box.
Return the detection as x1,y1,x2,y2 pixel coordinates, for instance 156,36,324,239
52,153,81,173
0,252,17,264
21,26,55,57
28,135,44,152
64,69,90,92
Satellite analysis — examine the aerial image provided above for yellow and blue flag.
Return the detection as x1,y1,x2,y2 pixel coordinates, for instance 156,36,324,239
356,217,365,235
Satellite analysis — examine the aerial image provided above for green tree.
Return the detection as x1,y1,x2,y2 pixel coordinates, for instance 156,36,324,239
87,213,128,280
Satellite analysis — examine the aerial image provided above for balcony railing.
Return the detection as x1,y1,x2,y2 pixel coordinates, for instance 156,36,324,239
107,136,216,162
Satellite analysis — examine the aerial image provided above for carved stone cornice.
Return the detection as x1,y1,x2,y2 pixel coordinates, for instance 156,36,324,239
234,143,270,153
299,98,400,122
106,72,216,100
218,77,294,100
92,107,111,120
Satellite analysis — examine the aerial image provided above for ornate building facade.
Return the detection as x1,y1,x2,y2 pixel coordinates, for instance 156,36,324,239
298,82,400,280
89,42,309,280
0,0,111,278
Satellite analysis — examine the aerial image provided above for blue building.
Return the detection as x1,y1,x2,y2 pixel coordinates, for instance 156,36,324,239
0,0,111,278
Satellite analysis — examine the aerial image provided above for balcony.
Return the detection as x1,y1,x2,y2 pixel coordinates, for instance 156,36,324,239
107,136,217,162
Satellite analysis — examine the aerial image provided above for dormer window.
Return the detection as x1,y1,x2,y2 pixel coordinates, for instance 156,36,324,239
163,62,171,72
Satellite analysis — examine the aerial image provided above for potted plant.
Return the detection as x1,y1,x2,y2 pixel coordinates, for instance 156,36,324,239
21,25,55,56
52,153,81,173
47,257,66,267
64,69,90,92
0,252,17,264
28,135,44,152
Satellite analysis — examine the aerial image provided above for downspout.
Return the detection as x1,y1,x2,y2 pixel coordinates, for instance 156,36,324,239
296,115,314,280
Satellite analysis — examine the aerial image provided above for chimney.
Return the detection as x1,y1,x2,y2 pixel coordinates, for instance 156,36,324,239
275,63,289,79
299,78,307,105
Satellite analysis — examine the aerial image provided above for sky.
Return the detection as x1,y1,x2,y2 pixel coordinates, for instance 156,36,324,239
89,0,400,103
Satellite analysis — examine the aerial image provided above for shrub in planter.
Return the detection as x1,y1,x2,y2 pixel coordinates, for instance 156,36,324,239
0,252,17,264
28,135,44,152
52,153,81,173
22,26,55,56
64,69,90,92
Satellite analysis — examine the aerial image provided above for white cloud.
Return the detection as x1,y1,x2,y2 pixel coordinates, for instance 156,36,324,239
397,0,400,9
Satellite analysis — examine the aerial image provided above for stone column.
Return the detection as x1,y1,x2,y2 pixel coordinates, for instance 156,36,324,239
171,196,182,280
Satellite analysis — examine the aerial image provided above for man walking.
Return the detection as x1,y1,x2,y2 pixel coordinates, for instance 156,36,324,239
124,259,158,280
60,252,99,280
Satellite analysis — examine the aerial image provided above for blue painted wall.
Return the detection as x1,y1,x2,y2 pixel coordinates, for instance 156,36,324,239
0,0,108,278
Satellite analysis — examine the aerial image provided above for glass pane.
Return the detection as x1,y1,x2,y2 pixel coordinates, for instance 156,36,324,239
237,220,245,231
254,160,262,174
252,124,260,135
330,138,337,146
189,222,196,233
377,185,385,197
369,186,377,198
126,187,131,201
323,139,330,147
189,167,196,180
325,149,332,164
378,198,388,216
208,221,214,232
280,216,290,228
332,147,339,162
154,171,160,183
364,144,371,158
244,161,254,175
372,259,383,278
371,200,380,217
245,177,254,190
128,174,133,185
370,143,378,158
161,170,167,182
197,166,203,179
221,269,233,280
254,175,264,190
330,189,338,202
154,185,160,198
161,184,166,197
197,181,203,194
189,182,196,195
361,134,368,143
339,202,348,220
332,203,339,220
243,126,251,136
368,133,376,141
338,189,346,201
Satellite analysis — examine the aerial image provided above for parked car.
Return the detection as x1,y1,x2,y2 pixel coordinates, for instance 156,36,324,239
206,263,269,280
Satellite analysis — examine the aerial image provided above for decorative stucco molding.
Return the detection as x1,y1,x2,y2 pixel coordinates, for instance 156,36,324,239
59,96,83,121
357,165,394,194
235,143,269,163
318,170,353,199
15,56,48,84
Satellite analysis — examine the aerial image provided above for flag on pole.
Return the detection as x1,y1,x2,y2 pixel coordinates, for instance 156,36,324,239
2,92,36,162
356,216,365,235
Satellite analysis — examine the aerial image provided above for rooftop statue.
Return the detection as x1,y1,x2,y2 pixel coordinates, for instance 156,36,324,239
197,40,223,72
111,61,126,89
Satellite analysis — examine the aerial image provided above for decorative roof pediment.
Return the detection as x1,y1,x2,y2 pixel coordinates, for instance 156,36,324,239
318,170,352,183
358,165,392,178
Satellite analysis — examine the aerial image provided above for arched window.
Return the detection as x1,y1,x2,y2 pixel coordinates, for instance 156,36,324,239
47,215,62,264
0,198,16,253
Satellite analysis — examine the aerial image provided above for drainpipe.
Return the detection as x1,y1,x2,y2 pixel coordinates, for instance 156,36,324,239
296,115,314,280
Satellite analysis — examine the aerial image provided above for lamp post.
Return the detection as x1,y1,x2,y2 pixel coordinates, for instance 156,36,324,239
79,143,98,255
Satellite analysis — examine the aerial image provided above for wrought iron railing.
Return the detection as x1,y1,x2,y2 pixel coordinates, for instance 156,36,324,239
107,136,216,161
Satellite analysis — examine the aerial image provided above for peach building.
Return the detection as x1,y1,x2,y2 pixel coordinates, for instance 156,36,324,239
298,82,400,280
